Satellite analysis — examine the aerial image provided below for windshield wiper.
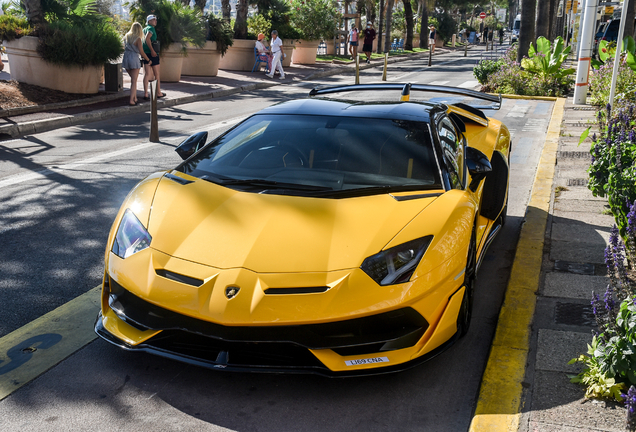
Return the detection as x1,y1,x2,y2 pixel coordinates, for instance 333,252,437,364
214,178,333,191
309,184,440,198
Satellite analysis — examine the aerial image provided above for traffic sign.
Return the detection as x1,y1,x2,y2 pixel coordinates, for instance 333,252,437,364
479,12,486,19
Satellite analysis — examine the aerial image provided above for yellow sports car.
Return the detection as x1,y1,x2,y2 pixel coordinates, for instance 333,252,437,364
95,84,510,376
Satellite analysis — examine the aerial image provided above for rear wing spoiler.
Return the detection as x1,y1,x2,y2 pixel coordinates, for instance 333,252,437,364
309,83,502,111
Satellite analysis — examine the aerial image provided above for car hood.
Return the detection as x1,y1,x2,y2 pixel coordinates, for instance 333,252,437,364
147,173,439,273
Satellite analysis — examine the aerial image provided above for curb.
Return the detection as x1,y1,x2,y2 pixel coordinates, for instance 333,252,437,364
0,81,276,139
468,97,565,431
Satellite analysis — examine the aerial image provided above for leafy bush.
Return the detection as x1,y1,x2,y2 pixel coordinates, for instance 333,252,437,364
473,58,504,85
430,11,455,42
207,14,233,56
247,13,271,38
521,36,574,79
129,0,206,53
589,58,636,106
587,102,636,236
37,19,123,66
258,0,302,41
0,15,34,41
289,0,340,40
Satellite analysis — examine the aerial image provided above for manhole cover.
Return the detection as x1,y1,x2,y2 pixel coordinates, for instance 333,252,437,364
559,151,590,159
567,178,588,187
555,302,596,326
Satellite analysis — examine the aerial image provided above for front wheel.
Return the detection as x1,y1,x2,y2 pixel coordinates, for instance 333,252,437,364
457,231,476,337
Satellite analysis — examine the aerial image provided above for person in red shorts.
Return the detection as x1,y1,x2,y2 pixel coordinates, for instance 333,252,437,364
362,22,376,64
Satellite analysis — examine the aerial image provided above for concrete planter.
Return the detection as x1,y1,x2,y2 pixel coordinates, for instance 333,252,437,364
282,40,294,67
3,36,101,94
219,39,258,71
291,39,320,65
159,43,184,82
181,41,220,77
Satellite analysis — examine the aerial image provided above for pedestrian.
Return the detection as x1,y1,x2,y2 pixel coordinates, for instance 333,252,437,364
142,14,165,100
362,22,376,64
122,22,150,106
266,30,285,80
428,25,436,53
483,26,488,45
255,33,272,73
498,27,504,44
348,25,359,60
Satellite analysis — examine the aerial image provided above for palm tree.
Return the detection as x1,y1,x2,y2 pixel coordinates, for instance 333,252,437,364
625,0,636,40
517,0,536,62
404,0,414,50
221,0,231,23
419,0,428,49
535,0,549,38
384,0,395,52
23,0,44,25
194,0,206,11
234,0,248,38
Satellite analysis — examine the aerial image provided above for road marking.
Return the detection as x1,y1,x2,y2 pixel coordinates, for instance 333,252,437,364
428,80,450,85
469,98,564,432
0,115,247,190
0,286,101,401
522,118,548,132
505,105,530,118
457,80,480,89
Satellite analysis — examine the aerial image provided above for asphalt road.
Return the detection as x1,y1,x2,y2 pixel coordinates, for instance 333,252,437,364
0,47,553,431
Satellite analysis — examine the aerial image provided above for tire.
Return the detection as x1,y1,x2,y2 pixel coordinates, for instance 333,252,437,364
457,229,477,337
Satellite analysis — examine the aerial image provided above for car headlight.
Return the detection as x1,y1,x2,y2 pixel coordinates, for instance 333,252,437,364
111,209,152,259
361,236,433,286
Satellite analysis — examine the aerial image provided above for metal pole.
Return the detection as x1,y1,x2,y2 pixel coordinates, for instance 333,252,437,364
428,45,432,66
573,0,599,104
382,52,388,80
149,80,159,142
609,0,630,110
576,0,587,59
465,41,468,57
355,54,360,84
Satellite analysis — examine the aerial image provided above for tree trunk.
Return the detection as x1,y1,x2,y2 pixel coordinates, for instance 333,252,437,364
625,0,636,40
194,0,206,12
234,0,249,39
23,0,44,26
419,0,428,49
384,0,394,52
378,0,384,52
404,0,414,50
222,0,231,23
546,0,557,40
536,0,550,38
518,0,537,61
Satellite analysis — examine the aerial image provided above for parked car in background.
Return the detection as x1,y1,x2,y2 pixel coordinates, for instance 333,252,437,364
593,21,608,57
511,14,521,42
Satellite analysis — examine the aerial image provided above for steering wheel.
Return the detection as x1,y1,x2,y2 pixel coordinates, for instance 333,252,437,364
271,142,307,167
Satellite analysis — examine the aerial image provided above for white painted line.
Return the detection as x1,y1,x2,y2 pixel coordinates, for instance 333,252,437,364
428,81,450,85
0,115,247,189
457,80,480,89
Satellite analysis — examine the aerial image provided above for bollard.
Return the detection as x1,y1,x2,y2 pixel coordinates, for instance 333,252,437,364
149,80,159,143
464,42,467,57
355,55,360,85
428,46,432,66
382,53,388,81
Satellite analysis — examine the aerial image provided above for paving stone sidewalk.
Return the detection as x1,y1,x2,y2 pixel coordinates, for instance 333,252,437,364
519,97,627,431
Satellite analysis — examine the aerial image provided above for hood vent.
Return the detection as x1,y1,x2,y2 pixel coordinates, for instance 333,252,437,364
264,286,330,295
156,269,204,287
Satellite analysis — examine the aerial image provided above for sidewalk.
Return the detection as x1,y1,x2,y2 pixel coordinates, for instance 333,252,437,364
0,47,456,140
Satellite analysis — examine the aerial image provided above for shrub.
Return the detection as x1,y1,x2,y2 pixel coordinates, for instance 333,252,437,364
589,58,636,106
0,15,34,41
289,0,340,40
430,11,455,42
37,19,123,67
247,13,271,38
587,101,636,237
473,58,504,85
207,14,233,56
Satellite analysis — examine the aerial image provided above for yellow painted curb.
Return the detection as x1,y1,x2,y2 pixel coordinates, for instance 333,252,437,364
469,97,565,432
488,93,559,101
0,286,101,401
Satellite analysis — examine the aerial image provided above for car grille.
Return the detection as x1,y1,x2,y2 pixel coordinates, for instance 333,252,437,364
106,275,429,353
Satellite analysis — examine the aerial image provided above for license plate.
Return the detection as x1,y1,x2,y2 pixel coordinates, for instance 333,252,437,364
344,356,389,366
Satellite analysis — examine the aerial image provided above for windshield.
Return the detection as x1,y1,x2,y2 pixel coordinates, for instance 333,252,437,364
513,20,520,31
178,114,442,197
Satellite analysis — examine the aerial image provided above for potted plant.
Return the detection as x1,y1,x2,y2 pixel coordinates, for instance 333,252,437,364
290,0,340,65
129,0,206,82
181,15,233,77
1,5,122,94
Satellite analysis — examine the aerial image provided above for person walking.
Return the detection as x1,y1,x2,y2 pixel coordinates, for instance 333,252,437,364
266,30,285,80
142,14,165,100
348,25,359,60
362,22,376,64
428,25,436,53
255,33,272,73
122,22,150,106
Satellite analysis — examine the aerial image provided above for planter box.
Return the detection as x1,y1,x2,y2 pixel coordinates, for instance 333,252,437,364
219,39,260,71
3,36,101,94
282,40,294,67
292,40,320,65
159,43,184,82
181,41,220,77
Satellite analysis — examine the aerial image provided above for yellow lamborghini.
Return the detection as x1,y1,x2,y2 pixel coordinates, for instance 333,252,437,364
95,84,510,376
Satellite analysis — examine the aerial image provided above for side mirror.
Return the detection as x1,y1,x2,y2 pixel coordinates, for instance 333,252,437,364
465,147,492,192
175,131,208,160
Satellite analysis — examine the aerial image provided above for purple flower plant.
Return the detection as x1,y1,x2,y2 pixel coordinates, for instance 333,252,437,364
623,385,636,430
